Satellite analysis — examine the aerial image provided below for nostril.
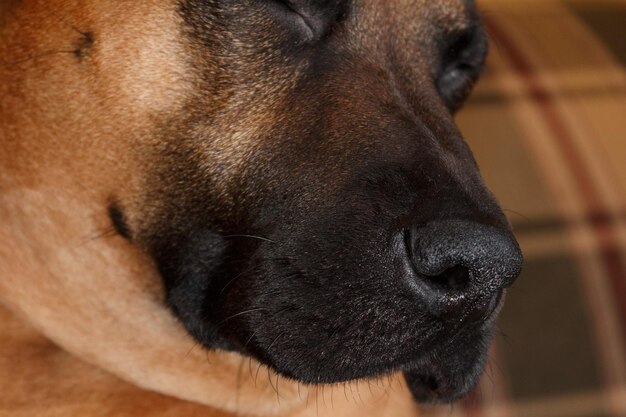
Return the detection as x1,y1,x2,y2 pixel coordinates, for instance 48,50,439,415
404,220,523,320
406,220,523,290
423,265,470,292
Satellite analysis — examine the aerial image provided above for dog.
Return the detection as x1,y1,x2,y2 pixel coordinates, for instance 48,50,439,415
0,0,522,415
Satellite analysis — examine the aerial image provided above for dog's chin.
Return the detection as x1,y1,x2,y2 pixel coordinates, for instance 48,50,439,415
168,281,494,404
188,300,494,405
402,330,492,403
167,281,494,403
243,326,493,404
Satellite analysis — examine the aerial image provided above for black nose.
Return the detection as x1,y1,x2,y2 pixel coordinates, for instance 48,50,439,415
405,220,523,322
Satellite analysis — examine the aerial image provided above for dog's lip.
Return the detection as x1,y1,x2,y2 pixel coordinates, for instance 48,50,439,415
226,235,504,387
404,368,468,404
402,329,489,403
400,295,503,404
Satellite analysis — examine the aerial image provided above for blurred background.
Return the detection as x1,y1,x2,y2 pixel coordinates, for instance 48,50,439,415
421,1,626,416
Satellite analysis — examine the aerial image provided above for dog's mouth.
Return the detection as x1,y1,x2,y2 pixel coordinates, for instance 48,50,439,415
234,299,498,404
144,155,522,406
152,217,516,405
402,295,504,403
242,289,502,404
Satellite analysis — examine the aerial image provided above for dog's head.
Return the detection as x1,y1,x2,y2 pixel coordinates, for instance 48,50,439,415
1,0,521,409
133,0,523,402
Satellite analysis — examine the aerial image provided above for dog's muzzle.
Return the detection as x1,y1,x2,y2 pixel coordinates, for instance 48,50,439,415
401,219,522,402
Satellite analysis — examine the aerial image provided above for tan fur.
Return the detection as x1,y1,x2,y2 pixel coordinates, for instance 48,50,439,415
0,1,309,413
0,0,475,415
0,304,418,417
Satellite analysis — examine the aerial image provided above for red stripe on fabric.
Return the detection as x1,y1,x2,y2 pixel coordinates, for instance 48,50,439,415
483,16,626,338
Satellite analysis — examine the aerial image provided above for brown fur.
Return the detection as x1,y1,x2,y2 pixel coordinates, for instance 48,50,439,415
0,304,418,416
0,0,482,415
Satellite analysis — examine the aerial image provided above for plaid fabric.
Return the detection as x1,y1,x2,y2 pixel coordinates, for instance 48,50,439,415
418,1,626,416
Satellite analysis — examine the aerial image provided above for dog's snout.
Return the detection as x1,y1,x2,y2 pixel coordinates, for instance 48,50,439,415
405,220,523,322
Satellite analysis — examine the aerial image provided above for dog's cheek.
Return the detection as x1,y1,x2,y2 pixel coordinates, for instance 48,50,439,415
220,222,405,380
150,227,233,347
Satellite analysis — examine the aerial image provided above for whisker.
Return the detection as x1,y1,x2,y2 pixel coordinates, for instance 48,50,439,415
248,357,254,379
266,256,302,262
485,358,497,399
267,367,280,403
306,384,311,408
382,377,392,398
503,208,531,222
77,227,118,246
223,234,276,244
255,362,264,386
220,265,259,295
507,285,531,298
490,354,507,378
254,290,284,298
185,341,201,357
348,383,356,404
244,330,259,348
385,374,392,390
494,325,513,348
267,332,285,351
215,307,268,328
355,380,363,404
236,356,245,407
315,385,320,416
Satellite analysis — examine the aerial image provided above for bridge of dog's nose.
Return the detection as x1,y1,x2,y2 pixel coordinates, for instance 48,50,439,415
405,220,523,322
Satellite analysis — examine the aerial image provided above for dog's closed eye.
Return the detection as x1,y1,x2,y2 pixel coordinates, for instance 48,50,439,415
264,0,347,43
437,26,488,112
265,0,316,41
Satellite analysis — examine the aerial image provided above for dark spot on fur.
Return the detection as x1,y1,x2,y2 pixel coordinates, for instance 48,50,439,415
108,202,131,239
73,31,93,60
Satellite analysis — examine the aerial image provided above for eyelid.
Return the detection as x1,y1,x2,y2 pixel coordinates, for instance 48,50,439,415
267,0,348,44
437,59,482,112
434,24,488,111
439,24,488,71
268,0,316,41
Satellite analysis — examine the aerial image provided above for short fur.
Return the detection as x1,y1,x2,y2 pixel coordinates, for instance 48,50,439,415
0,0,520,415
